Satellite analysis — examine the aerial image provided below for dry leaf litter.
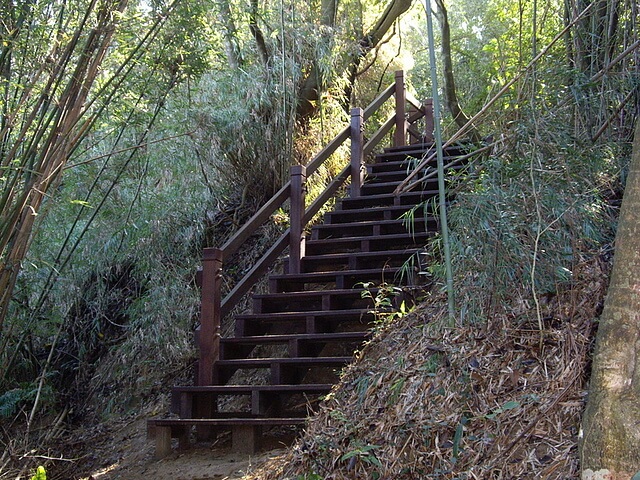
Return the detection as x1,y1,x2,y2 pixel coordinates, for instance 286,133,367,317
242,254,609,480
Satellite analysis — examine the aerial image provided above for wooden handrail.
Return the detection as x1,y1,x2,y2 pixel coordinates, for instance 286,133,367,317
406,90,423,112
196,70,434,385
363,83,395,121
306,126,350,176
364,115,395,157
289,165,306,273
197,248,222,386
220,232,290,318
394,70,407,147
218,181,291,261
303,165,350,225
350,108,365,197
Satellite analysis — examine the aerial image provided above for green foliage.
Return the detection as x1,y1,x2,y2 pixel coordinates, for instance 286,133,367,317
452,415,468,461
447,114,623,323
388,377,405,405
30,466,46,480
3,79,214,410
295,474,322,480
0,383,54,418
0,0,220,407
420,353,442,375
484,400,520,420
340,442,382,468
193,65,298,205
398,198,438,285
152,0,215,78
358,281,407,327
0,389,30,418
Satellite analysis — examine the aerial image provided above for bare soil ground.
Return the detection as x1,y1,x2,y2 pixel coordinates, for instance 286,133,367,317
65,417,287,480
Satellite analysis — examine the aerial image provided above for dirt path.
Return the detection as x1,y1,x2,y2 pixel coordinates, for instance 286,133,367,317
69,418,286,480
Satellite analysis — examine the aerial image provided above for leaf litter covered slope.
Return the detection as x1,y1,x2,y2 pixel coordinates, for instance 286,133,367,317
243,255,608,479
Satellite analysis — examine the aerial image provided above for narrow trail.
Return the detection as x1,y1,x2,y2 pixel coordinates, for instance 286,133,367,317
69,418,285,480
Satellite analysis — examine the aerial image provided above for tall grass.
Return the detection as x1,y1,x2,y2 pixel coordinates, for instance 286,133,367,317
447,109,625,324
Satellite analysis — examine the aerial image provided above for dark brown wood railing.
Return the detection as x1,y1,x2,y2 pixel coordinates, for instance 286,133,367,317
196,70,434,386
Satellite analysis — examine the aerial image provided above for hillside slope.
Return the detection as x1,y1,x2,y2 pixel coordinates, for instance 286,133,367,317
241,253,609,479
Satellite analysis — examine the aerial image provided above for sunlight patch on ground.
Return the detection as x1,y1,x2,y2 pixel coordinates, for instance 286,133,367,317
81,461,120,479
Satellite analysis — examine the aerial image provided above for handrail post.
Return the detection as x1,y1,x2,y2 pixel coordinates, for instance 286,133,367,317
394,70,407,147
289,165,306,274
198,248,222,386
424,98,435,143
350,107,364,198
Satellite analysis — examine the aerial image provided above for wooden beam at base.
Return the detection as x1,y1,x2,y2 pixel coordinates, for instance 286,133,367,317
232,425,261,454
155,425,173,459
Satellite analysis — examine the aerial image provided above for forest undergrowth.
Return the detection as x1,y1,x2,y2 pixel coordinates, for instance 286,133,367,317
241,118,628,479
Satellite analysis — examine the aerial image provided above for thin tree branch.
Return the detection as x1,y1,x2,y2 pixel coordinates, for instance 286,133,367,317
394,1,596,195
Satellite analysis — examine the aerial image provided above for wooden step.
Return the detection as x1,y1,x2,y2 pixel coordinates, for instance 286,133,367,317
222,332,368,348
385,140,434,148
310,217,437,240
361,178,439,196
300,248,423,273
253,289,375,314
362,165,467,194
150,417,307,427
382,143,434,154
170,383,334,417
149,417,307,458
366,158,428,174
253,285,423,315
364,170,420,185
376,149,438,163
304,231,434,256
338,190,439,210
382,143,467,157
171,383,333,395
221,331,369,360
269,267,404,292
324,204,432,224
366,156,465,175
214,356,353,385
234,308,379,336
214,356,353,370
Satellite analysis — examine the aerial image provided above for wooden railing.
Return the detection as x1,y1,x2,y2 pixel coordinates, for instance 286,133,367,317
196,70,434,385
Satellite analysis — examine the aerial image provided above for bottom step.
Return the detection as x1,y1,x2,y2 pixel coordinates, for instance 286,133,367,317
149,417,307,428
148,417,306,458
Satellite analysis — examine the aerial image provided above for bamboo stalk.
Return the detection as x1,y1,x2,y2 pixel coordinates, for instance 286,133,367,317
591,86,638,142
0,0,130,333
425,0,455,323
395,1,597,195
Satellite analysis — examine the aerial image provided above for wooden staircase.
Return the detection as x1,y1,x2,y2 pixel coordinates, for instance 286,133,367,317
148,72,467,457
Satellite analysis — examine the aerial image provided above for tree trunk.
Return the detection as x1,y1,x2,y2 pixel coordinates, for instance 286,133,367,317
249,0,269,66
321,0,338,27
296,0,412,122
216,0,243,69
433,0,477,139
580,120,640,479
575,0,620,75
